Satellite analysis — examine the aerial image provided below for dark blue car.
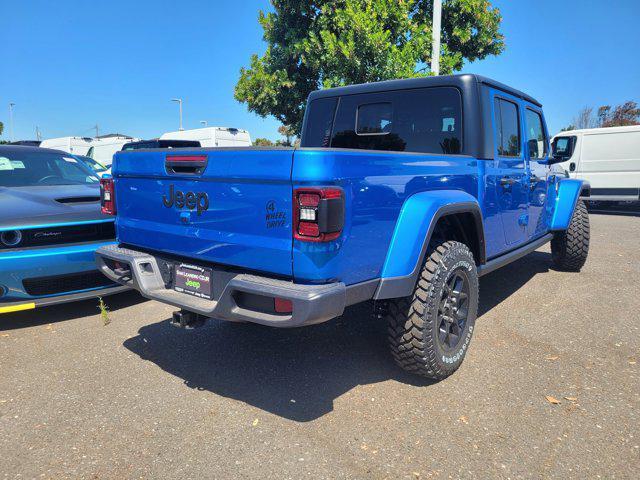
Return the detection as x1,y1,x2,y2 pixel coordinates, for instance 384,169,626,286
0,146,127,314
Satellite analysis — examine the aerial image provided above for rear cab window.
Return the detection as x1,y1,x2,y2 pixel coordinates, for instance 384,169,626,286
302,97,338,148
302,87,463,155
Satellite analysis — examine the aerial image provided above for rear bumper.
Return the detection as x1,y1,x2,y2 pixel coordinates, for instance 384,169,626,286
95,244,375,327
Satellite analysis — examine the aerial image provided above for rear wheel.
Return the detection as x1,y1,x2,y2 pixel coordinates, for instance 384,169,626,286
386,241,479,380
551,200,590,272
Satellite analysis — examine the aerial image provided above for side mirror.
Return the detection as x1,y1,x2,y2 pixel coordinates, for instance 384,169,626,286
549,136,576,165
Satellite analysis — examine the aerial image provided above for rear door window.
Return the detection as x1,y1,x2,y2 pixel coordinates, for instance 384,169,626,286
494,98,521,157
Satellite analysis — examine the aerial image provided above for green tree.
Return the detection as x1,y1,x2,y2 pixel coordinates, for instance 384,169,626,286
277,125,296,146
0,121,4,137
235,0,505,134
254,137,275,146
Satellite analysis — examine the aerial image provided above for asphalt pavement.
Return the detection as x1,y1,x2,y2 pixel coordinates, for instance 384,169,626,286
1,211,638,479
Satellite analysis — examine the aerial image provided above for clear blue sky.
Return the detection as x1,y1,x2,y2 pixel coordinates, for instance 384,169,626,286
1,0,639,142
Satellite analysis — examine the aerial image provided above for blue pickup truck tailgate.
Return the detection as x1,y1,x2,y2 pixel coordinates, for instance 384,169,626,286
112,148,294,277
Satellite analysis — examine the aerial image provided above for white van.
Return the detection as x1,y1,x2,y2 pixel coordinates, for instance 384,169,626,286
552,125,640,202
86,136,139,167
40,136,94,156
160,127,252,147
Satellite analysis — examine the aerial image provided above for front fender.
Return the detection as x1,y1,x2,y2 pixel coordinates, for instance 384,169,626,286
550,179,587,231
375,190,483,300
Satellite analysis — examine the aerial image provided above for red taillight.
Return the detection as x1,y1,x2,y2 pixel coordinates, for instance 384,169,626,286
298,221,320,237
293,187,344,242
100,178,116,215
298,193,320,207
274,297,293,314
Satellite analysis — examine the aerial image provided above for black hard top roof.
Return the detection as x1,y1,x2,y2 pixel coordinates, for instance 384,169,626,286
308,73,542,107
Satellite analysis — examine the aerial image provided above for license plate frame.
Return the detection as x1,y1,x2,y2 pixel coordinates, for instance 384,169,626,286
174,263,213,300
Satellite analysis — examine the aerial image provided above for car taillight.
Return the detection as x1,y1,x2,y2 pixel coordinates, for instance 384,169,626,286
293,187,344,242
100,177,116,215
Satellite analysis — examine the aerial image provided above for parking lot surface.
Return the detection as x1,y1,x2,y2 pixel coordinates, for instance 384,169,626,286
1,212,639,479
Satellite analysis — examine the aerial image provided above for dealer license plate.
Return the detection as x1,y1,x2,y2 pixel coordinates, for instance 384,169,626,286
174,264,213,300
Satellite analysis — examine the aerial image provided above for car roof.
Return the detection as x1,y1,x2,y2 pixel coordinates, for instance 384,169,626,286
307,73,542,107
552,125,640,137
0,145,69,155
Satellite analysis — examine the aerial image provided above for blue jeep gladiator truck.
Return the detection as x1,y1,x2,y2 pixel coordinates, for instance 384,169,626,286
96,74,590,379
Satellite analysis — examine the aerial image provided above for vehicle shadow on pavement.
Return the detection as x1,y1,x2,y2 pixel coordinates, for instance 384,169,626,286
123,251,554,422
124,302,432,422
0,290,146,331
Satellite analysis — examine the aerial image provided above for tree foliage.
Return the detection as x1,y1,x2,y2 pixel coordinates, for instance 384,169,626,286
597,101,640,127
254,137,275,146
563,101,640,131
235,0,505,134
0,121,4,137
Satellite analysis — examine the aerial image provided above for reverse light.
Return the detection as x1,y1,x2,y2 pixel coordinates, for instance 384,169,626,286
293,187,345,242
299,208,317,221
100,177,116,215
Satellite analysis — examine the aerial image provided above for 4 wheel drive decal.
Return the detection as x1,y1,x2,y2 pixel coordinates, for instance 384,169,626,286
265,200,286,229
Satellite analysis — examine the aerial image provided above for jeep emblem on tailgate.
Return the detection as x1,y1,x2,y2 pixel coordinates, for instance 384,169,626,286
162,184,209,216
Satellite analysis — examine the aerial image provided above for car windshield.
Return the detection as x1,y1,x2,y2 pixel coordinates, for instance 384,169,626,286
78,156,108,173
0,149,99,187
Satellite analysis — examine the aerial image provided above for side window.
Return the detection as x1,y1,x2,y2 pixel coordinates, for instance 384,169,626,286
329,87,462,154
301,97,338,148
525,109,548,159
494,98,521,157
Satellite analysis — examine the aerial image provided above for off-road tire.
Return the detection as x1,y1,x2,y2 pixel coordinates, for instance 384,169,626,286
386,241,479,380
551,200,590,272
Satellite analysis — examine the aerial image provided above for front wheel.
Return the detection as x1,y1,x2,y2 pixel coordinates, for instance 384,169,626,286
551,200,590,271
386,241,479,380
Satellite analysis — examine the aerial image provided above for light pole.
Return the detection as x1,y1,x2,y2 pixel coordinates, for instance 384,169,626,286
200,120,208,127
431,0,442,76
8,103,15,141
35,126,42,141
171,98,184,131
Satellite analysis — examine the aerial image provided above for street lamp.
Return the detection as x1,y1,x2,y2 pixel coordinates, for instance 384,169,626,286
431,0,442,76
8,103,15,141
171,98,184,131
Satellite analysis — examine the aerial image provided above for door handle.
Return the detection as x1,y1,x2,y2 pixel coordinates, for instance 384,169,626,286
569,162,576,172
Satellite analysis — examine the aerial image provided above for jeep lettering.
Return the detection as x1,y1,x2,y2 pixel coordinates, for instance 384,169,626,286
162,184,209,215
